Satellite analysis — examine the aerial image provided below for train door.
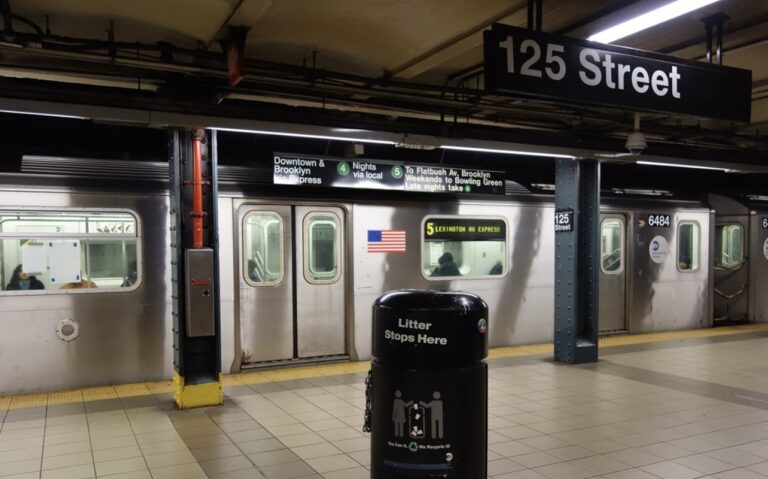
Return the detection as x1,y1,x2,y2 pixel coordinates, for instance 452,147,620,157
294,206,346,358
599,214,627,332
237,204,346,365
714,215,749,323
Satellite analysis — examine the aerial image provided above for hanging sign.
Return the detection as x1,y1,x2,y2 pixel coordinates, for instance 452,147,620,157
403,165,504,194
273,154,505,195
484,23,752,122
273,154,403,190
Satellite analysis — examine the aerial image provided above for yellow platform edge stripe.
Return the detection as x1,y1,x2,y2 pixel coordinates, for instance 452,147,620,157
2,323,767,411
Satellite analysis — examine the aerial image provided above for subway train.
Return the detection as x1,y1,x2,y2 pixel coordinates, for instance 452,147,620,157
0,155,766,395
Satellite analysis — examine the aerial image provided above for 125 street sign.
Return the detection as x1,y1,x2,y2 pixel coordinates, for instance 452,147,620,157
484,24,751,122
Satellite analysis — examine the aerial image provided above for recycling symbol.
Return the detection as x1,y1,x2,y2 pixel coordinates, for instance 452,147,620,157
408,442,419,452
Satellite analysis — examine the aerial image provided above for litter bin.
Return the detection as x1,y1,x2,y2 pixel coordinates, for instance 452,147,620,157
365,290,488,478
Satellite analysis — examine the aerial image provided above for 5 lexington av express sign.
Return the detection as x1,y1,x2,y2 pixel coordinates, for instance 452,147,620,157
484,24,752,122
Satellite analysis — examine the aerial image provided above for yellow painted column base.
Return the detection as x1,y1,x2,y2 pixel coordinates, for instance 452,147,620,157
172,371,223,409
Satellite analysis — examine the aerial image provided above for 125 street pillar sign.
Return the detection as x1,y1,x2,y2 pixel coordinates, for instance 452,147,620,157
484,24,751,122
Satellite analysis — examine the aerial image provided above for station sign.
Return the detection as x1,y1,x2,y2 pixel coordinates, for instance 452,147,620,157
484,23,752,122
423,218,506,242
554,208,574,233
273,153,505,195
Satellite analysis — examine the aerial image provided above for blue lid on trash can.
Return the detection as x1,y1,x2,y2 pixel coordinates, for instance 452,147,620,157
372,290,488,368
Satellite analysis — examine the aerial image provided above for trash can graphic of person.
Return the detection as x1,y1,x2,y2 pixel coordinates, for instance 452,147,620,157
392,390,412,437
420,392,444,439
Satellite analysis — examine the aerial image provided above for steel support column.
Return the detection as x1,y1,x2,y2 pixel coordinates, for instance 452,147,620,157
170,128,223,408
554,158,599,364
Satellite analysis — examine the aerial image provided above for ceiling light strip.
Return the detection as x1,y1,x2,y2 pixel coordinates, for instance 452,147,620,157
211,127,397,145
588,0,721,44
0,109,87,120
637,160,730,171
440,145,575,159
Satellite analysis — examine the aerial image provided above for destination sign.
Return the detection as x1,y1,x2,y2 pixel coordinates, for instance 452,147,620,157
273,154,403,190
273,153,505,195
423,218,507,242
404,165,504,194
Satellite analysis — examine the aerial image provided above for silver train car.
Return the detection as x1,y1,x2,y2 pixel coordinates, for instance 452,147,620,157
1,164,761,395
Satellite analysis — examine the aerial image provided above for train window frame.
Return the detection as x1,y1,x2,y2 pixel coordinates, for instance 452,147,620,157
0,207,142,295
242,211,285,287
420,215,509,281
600,218,625,275
714,223,744,269
303,211,342,285
676,220,701,272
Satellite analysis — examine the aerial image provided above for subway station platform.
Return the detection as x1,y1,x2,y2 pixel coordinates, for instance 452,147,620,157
3,324,768,479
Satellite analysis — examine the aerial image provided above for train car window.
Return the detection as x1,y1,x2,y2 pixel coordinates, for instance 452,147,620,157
600,219,624,274
422,216,507,280
715,224,744,268
0,210,140,293
677,222,701,271
243,212,283,286
304,213,341,284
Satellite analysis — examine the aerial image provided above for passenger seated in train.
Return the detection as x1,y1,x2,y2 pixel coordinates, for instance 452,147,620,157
489,261,503,275
431,252,461,277
121,261,138,287
5,264,45,290
60,278,97,289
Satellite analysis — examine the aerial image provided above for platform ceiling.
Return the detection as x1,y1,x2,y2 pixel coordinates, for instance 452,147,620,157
2,0,767,154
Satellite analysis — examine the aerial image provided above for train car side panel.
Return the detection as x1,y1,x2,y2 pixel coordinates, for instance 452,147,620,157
0,190,172,395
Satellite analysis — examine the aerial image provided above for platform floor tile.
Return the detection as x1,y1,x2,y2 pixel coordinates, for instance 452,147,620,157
2,325,768,477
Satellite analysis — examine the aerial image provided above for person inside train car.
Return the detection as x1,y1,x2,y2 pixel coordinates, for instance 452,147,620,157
489,261,503,275
431,252,461,277
5,264,45,290
60,278,97,289
121,261,138,287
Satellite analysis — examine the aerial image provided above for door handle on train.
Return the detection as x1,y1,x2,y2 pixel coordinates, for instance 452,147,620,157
714,285,746,300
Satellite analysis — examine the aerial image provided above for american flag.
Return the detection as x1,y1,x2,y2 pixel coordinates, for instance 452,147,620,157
367,229,406,253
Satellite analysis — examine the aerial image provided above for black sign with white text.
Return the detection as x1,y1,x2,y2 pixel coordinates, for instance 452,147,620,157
273,154,404,190
762,218,768,230
484,24,751,122
273,153,505,195
554,209,574,233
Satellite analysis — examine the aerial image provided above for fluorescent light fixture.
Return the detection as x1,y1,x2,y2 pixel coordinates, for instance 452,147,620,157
588,0,721,44
0,109,87,120
211,127,397,145
440,145,575,159
637,160,732,171
611,187,674,196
